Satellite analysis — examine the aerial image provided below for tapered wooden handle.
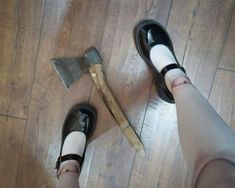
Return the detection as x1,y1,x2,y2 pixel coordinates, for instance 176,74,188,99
89,64,145,155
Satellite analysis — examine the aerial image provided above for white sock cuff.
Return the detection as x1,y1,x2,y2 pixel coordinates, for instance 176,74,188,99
150,44,177,71
62,131,86,157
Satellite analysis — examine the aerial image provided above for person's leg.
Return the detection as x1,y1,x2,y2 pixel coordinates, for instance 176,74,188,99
56,160,80,188
55,104,97,188
195,159,235,188
150,45,235,186
173,80,235,169
56,132,85,188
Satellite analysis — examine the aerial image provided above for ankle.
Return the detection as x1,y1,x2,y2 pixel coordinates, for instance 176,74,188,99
171,75,191,93
164,68,187,93
58,160,80,177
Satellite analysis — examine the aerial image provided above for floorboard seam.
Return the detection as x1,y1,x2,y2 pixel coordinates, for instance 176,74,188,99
88,0,111,103
207,3,235,100
0,113,26,121
6,0,20,117
165,0,174,28
13,1,24,186
14,0,47,187
218,67,235,73
181,0,200,67
127,1,174,186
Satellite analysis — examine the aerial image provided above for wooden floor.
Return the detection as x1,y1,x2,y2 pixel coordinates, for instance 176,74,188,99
0,0,235,187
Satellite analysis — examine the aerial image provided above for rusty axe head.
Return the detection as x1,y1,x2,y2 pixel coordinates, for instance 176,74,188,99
51,47,102,90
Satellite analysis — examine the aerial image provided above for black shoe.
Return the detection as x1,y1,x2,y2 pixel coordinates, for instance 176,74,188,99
55,103,97,178
133,19,185,103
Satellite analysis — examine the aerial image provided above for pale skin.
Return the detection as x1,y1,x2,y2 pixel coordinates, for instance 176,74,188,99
172,78,235,188
56,45,235,188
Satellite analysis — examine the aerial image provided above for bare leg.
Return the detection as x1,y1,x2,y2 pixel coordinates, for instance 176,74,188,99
194,159,235,188
56,161,80,188
56,132,86,188
151,45,235,187
173,79,235,186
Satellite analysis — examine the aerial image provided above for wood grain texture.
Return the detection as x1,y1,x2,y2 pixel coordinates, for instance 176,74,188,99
139,0,172,24
89,64,145,155
130,0,234,183
209,69,235,130
82,0,173,188
0,1,17,115
219,8,235,71
182,0,235,98
82,0,146,187
0,116,25,188
128,0,194,187
7,0,44,118
16,0,110,187
0,0,44,118
0,0,235,187
166,0,199,62
128,100,190,188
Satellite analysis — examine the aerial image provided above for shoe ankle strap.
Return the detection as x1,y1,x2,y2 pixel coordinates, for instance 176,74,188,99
160,64,186,78
55,154,82,178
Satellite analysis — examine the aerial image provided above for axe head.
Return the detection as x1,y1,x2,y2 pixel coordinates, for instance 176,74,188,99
51,47,102,90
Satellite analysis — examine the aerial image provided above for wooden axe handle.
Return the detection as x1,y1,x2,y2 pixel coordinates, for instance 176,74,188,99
89,64,145,155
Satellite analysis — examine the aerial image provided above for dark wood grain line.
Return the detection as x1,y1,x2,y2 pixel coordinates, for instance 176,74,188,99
218,67,235,73
15,0,46,185
128,1,173,187
207,4,235,100
218,5,235,71
88,0,111,102
125,0,174,183
5,0,46,118
180,0,235,97
24,0,47,117
126,72,154,188
209,69,235,129
180,0,200,66
0,113,26,121
128,1,174,187
0,115,26,188
165,0,174,28
16,0,113,187
0,1,18,115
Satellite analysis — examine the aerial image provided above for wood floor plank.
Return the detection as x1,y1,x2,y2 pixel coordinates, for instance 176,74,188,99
128,1,196,187
0,1,17,115
0,116,25,188
138,0,172,24
219,7,235,71
7,0,45,118
82,0,144,187
129,0,235,187
128,101,190,188
0,0,232,188
182,0,235,98
83,0,173,187
166,0,199,62
16,0,110,187
209,69,235,130
0,0,44,119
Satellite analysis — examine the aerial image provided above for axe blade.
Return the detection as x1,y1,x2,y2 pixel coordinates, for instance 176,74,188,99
51,48,102,90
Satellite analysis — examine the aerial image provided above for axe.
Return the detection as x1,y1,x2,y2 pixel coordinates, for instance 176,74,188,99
51,48,145,156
